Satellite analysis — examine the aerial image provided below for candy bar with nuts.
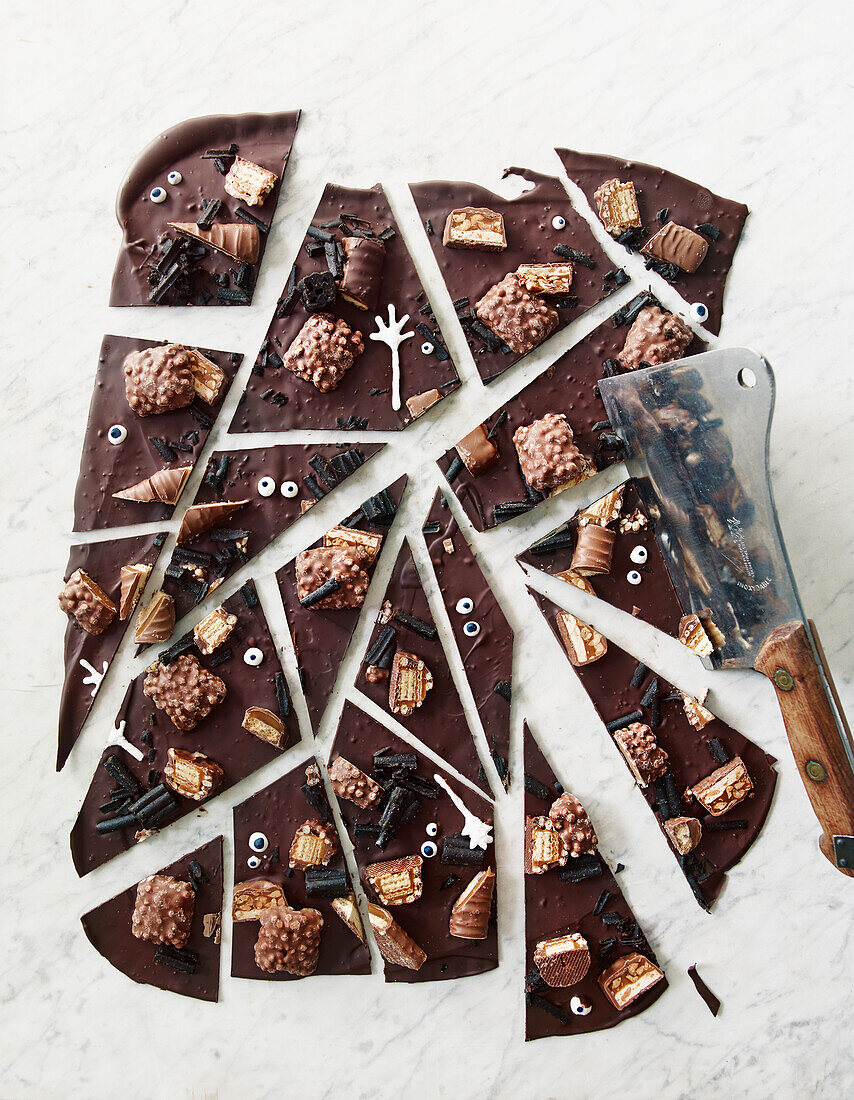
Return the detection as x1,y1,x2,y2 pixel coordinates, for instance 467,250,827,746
525,816,568,874
681,692,716,731
443,206,506,251
119,564,151,620
113,466,192,506
295,546,370,610
339,236,386,311
578,485,625,527
455,423,499,477
367,903,426,970
224,155,278,207
688,756,753,816
613,722,669,788
515,262,573,295
169,221,260,264
254,905,323,975
476,273,559,355
389,651,433,716
184,348,227,405
331,895,365,941
143,654,226,731
164,747,224,801
643,221,709,273
570,524,616,576
664,816,703,855
365,855,423,905
132,873,195,948
599,952,664,1010
513,413,590,494
449,868,495,940
323,525,383,566
618,306,693,372
618,508,648,534
123,344,196,417
534,931,591,988
678,613,714,657
232,879,287,921
593,178,642,236
282,313,364,393
242,706,286,749
328,755,384,809
193,606,237,654
58,570,116,635
548,793,597,857
289,819,339,870
556,610,607,667
133,590,175,645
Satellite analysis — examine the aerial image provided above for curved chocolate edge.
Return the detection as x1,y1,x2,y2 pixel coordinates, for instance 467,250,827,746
70,581,296,877
110,111,300,306
409,168,613,383
330,700,498,983
81,836,223,1002
58,531,166,770
556,148,749,336
73,335,241,532
275,474,409,736
422,490,513,787
356,538,488,791
231,755,371,980
229,182,460,431
524,723,667,1039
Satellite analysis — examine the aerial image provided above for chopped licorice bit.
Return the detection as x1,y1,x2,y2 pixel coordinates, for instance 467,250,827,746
708,738,731,764
597,937,618,957
640,678,660,708
553,243,595,269
494,680,512,703
421,520,440,535
523,772,552,802
209,647,231,668
440,874,461,891
559,854,602,882
392,609,437,640
147,436,177,463
299,576,341,608
600,911,622,926
630,662,650,689
272,671,291,720
365,624,397,668
425,219,434,236
687,965,721,1016
157,632,196,666
373,751,417,773
140,729,153,747
308,453,338,489
445,456,464,484
702,817,748,831
239,582,258,609
611,290,659,327
605,710,644,733
527,527,574,555
526,992,571,1026
695,222,721,241
301,781,332,822
354,823,381,839
303,474,325,501
188,860,206,891
492,751,509,784
305,868,348,898
493,501,533,524
486,409,508,440
234,206,269,233
593,890,611,916
441,834,485,867
415,323,450,361
154,945,198,974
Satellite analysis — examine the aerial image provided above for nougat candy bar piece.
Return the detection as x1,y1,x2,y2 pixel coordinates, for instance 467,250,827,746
534,931,590,988
224,155,278,207
132,873,195,948
367,903,426,970
613,722,669,788
254,905,323,976
681,693,716,731
232,880,287,921
389,651,433,717
328,756,384,809
331,895,365,941
594,178,642,236
365,855,423,906
643,221,709,273
323,525,383,566
143,654,226,731
524,815,568,874
664,816,703,855
515,262,573,295
476,273,558,355
443,206,506,251
688,756,753,816
164,748,224,801
619,306,693,372
578,485,625,527
282,313,364,393
193,606,237,654
184,348,227,405
513,412,589,494
289,819,339,870
549,793,597,857
556,610,607,667
598,952,665,1010
58,569,116,635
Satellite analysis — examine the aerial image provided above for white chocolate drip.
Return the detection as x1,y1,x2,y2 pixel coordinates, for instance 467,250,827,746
433,773,493,850
369,304,414,411
80,658,108,697
104,719,144,762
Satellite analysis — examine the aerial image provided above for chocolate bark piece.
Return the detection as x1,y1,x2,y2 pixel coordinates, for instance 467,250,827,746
81,837,223,1002
688,757,753,816
164,748,224,801
282,313,365,393
613,723,669,787
515,262,573,295
549,793,598,857
193,606,237,654
534,932,591,987
242,706,286,748
456,424,499,477
296,546,370,610
133,590,175,644
593,178,642,235
556,610,607,667
442,206,507,251
664,816,703,855
476,273,559,355
168,221,260,263
388,651,433,716
339,236,386,311
254,905,323,976
120,563,151,620
59,569,117,635
232,879,286,921
411,168,611,381
123,344,196,416
132,874,195,947
110,111,299,306
513,412,589,494
113,465,192,506
449,869,495,940
525,816,568,874
618,305,693,371
368,904,426,970
143,654,226,731
557,147,748,334
329,756,384,808
644,221,709,273
231,183,459,431
598,953,665,1010
570,524,616,576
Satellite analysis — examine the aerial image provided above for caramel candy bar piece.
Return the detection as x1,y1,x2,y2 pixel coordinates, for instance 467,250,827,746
143,653,226,731
164,747,224,801
613,722,669,787
389,651,433,717
476,273,559,355
513,412,588,493
254,905,323,976
570,524,616,576
133,589,175,645
598,952,665,1010
678,613,714,657
323,525,383,566
184,348,227,405
132,874,194,947
339,236,386,311
295,546,370,610
594,178,642,236
619,508,648,534
113,466,192,506
525,815,568,874
534,932,591,988
549,793,598,857
177,500,249,546
169,221,260,264
443,206,506,251
224,155,278,207
282,313,364,393
331,894,365,941
455,424,499,477
289,819,339,870
619,305,693,372
328,756,384,809
123,344,195,416
643,221,709,273
365,855,423,906
58,570,116,635
232,879,287,922
242,706,286,749
578,485,625,527
406,388,442,419
449,868,495,940
119,564,151,620
556,610,607,667
664,816,703,855
515,262,573,296
688,756,753,816
681,692,716,731
367,903,426,970
555,569,595,595
193,605,237,654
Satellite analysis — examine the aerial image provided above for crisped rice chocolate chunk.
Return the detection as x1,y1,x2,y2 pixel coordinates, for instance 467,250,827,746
613,722,669,788
143,653,226,731
549,793,597,857
525,815,568,874
339,236,386,311
123,344,196,416
328,756,384,809
132,874,195,947
476,273,559,355
513,412,589,493
456,423,499,477
619,306,693,371
164,747,224,801
232,879,287,921
643,221,709,273
598,952,665,1010
443,207,506,251
282,313,364,392
365,855,423,905
534,931,591,987
58,569,116,635
688,756,753,816
295,546,370,610
289,819,339,870
594,179,642,236
254,905,323,976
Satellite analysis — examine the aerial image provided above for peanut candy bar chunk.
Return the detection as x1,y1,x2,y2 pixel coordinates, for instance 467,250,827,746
123,344,196,417
296,546,370,610
331,895,365,942
524,816,568,874
455,423,499,477
242,706,286,749
323,525,383,566
681,692,716,731
613,722,669,788
365,855,423,906
443,206,507,251
515,262,573,295
389,651,433,717
643,221,709,273
224,155,278,207
232,880,287,922
58,569,116,635
664,816,703,856
449,868,495,940
367,903,426,970
688,756,753,816
184,348,227,405
594,178,642,236
549,793,597,857
513,413,589,494
328,756,384,809
619,306,693,372
555,569,595,595
132,874,195,947
282,313,364,393
476,273,559,355
556,610,607,667
143,654,226,731
193,606,237,654
678,613,714,657
254,905,323,976
619,508,648,534
164,748,224,801
534,932,591,988
289,819,339,870
578,485,625,527
598,952,665,1010
119,563,151,620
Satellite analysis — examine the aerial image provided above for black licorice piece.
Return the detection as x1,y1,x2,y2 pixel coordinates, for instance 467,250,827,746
96,813,137,834
365,625,397,668
524,772,552,802
205,454,229,493
154,945,198,974
98,794,131,815
527,526,574,555
486,409,508,440
553,243,595,269
301,781,332,822
611,290,659,327
558,854,602,882
171,546,213,568
306,225,334,243
415,323,450,362
445,456,464,484
526,992,571,1026
392,609,437,640
103,754,144,795
593,890,611,916
308,453,338,489
440,874,461,891
148,437,177,463
702,817,748,831
148,261,182,303
275,672,291,719
299,576,341,608
187,404,213,430
630,662,650,689
441,835,485,867
421,520,441,535
359,490,392,524
303,474,325,501
376,786,409,848
695,222,721,241
354,823,382,839
524,967,548,995
305,868,348,898
373,752,417,773
393,773,440,800
605,710,644,733
126,784,170,817
239,582,258,609
217,287,251,304
493,501,533,524
640,678,659,708
492,751,509,785
188,860,206,890
708,738,730,764
494,680,512,703
235,206,269,233
600,911,622,926
207,647,231,669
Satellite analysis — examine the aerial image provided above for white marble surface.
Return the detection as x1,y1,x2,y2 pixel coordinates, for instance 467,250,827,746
2,0,853,1096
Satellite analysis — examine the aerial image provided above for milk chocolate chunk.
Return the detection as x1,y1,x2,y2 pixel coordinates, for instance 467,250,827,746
323,525,383,566
570,524,616,576
242,706,286,748
664,816,703,855
224,155,278,207
113,466,192,506
123,344,196,417
254,904,323,976
688,756,753,816
119,564,151,620
193,606,237,654
177,500,249,545
643,221,709,273
443,206,507,251
455,423,499,477
389,651,433,716
525,815,568,874
598,952,665,1010
681,692,716,731
593,179,642,235
549,793,597,857
282,313,364,393
58,570,117,635
365,855,424,905
513,412,589,493
678,613,714,657
328,756,384,809
449,868,495,940
168,222,261,264
556,610,607,667
295,546,370,610
133,589,175,644
143,653,226,731
331,894,365,941
132,874,195,948
406,388,442,419
613,722,669,787
476,273,559,355
618,305,693,371
534,931,590,987
339,236,386,311
232,879,287,921
164,747,224,801
578,485,625,527
515,262,573,296
367,903,426,970
289,819,339,870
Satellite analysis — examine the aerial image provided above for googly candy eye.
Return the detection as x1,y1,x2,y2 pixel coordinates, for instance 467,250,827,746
257,476,276,497
463,621,481,637
108,424,127,445
690,302,709,324
150,187,167,204
244,647,264,666
421,341,434,355
455,597,474,615
167,171,183,185
281,481,299,498
247,855,261,869
552,215,566,230
630,545,648,565
627,570,642,586
248,832,269,853
420,840,438,858
570,996,592,1016
425,822,438,837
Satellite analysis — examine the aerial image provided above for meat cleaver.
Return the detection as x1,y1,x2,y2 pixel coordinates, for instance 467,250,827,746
599,348,854,876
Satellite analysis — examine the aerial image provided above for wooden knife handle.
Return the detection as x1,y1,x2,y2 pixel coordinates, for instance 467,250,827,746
755,620,854,877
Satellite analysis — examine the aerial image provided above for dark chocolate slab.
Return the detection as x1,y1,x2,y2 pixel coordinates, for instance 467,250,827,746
71,582,296,876
81,836,223,1002
229,182,460,432
409,168,614,382
73,335,241,531
58,531,166,770
422,490,513,787
556,148,748,335
524,723,666,1039
331,701,498,983
276,475,408,736
110,111,300,306
231,756,371,980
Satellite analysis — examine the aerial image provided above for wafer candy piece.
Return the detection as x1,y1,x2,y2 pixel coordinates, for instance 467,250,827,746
367,903,426,970
168,222,260,264
534,932,590,988
556,610,607,667
113,466,192,506
242,706,286,748
664,816,703,855
443,206,507,251
289,819,339,870
132,873,195,947
598,952,664,1010
688,756,753,816
643,221,709,273
593,179,642,236
133,589,175,644
578,485,625,527
515,262,573,295
613,722,669,788
177,500,249,545
549,793,597,857
678,614,714,657
525,816,568,874
331,895,365,941
449,868,495,940
232,879,287,921
194,606,237,654
389,651,433,716
476,273,559,355
254,905,323,975
365,855,423,905
328,756,384,809
119,564,151,620
323,525,383,565
681,693,716,731
164,748,224,801
224,155,278,206
58,570,117,635
184,348,227,405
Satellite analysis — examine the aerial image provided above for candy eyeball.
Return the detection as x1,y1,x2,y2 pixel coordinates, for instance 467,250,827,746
552,214,566,230
455,597,474,615
627,570,642,586
247,855,262,869
281,481,299,498
425,822,438,837
167,171,183,186
463,621,481,637
570,996,592,1016
421,341,434,355
244,647,264,667
630,545,648,565
420,840,438,859
248,832,269,853
257,476,276,497
108,424,127,445
690,302,709,324
150,186,167,204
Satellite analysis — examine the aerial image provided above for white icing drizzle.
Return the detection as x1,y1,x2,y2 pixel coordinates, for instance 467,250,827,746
103,719,144,761
369,304,414,412
433,773,493,850
80,657,108,697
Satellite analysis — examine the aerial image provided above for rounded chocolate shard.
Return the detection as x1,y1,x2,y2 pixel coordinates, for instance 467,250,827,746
168,222,261,264
339,236,386,312
123,344,196,416
548,793,597,857
133,589,175,645
570,524,616,576
113,465,192,506
176,499,249,545
449,868,495,940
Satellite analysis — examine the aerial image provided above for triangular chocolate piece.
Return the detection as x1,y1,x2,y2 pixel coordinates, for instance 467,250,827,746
176,499,249,545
